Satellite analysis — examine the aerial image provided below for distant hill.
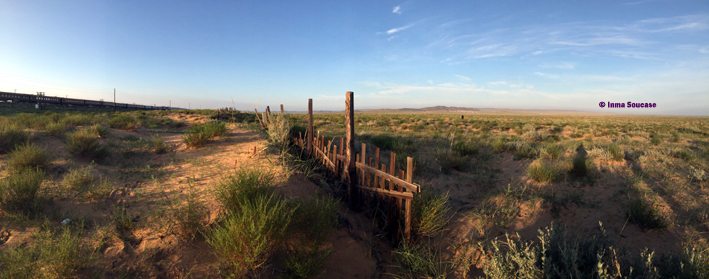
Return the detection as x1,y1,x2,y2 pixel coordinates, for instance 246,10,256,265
363,106,480,112
356,106,597,115
397,106,479,112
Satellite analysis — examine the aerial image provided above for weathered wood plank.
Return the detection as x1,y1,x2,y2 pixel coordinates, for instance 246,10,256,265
358,186,414,199
355,162,419,192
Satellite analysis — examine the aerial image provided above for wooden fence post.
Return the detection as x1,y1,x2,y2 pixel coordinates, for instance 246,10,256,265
265,106,271,124
405,156,413,241
255,108,266,130
344,91,359,209
280,104,285,114
307,99,314,155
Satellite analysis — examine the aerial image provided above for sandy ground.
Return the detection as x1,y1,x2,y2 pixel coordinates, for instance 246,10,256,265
1,114,381,278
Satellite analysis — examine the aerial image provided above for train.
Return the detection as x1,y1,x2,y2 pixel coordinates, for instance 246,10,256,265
0,91,174,110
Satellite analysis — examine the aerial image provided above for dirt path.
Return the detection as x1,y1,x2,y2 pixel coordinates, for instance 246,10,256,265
101,122,379,277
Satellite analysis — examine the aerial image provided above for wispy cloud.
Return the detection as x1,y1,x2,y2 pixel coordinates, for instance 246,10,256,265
534,72,560,79
632,14,709,32
392,5,401,15
426,13,709,63
455,74,472,81
540,62,575,70
551,35,643,47
385,24,413,35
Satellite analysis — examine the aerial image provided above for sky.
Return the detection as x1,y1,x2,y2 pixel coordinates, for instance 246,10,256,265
1,0,708,114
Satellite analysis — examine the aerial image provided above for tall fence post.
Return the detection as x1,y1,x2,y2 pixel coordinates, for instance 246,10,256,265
280,104,285,114
405,156,414,241
265,106,271,124
307,99,314,155
344,91,359,209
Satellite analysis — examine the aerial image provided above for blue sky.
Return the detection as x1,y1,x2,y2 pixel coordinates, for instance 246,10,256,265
1,0,708,114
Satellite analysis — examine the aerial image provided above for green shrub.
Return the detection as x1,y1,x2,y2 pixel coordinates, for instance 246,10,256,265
108,114,139,129
481,224,624,278
650,133,661,145
201,121,227,137
435,150,469,174
172,191,208,241
183,130,211,148
285,247,332,279
393,242,449,278
413,191,451,237
59,113,96,127
148,136,170,154
216,168,275,213
527,159,563,183
113,205,133,235
0,228,87,278
369,134,399,150
67,127,108,159
265,113,291,151
366,134,417,154
0,124,28,153
510,142,537,159
87,124,108,138
627,198,667,230
183,121,227,147
540,144,564,160
290,196,338,242
490,137,507,153
45,121,68,136
206,193,294,276
607,143,624,161
0,169,44,213
654,245,709,278
285,196,338,278
478,223,702,278
7,143,49,171
452,140,483,156
62,166,96,193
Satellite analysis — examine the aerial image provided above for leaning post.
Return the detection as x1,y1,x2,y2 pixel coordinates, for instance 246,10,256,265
265,106,271,124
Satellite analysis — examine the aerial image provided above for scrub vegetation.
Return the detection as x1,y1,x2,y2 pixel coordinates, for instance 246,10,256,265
1,107,706,278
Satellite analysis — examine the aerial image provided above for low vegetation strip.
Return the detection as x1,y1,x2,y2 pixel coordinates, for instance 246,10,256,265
183,121,227,147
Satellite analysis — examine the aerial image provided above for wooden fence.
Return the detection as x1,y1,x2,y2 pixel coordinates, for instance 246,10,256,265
266,91,421,240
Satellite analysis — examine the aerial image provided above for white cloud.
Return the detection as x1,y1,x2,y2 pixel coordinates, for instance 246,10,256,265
386,24,413,35
551,35,643,47
392,5,401,15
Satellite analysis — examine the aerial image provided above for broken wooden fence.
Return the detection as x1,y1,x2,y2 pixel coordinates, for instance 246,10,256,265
290,91,421,240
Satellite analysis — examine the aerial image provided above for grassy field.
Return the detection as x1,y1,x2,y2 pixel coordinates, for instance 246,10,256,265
289,112,708,278
0,107,707,278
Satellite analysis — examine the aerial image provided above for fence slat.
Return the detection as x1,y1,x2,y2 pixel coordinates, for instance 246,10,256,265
355,162,419,192
359,186,413,199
